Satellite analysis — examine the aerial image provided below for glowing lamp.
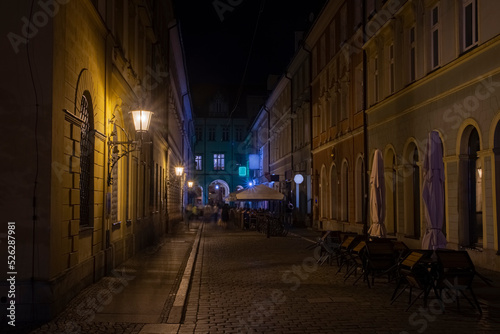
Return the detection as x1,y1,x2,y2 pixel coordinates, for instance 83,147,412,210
131,110,153,132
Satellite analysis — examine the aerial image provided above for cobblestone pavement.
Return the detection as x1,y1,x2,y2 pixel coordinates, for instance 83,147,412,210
10,220,500,334
178,222,500,334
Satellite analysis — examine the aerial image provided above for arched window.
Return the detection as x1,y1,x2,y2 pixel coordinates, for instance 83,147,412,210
355,156,364,223
412,146,421,238
320,166,328,219
468,128,482,247
330,164,338,219
79,92,94,226
341,161,349,221
404,142,420,238
385,151,397,235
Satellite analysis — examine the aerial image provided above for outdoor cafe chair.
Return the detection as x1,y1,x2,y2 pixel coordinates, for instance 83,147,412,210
435,250,482,315
344,241,367,284
363,240,397,287
314,231,341,265
390,250,439,311
336,235,362,274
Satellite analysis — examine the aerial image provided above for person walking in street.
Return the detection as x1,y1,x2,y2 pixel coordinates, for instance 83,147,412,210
221,204,229,229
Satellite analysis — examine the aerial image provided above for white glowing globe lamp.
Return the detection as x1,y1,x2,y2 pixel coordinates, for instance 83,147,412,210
294,174,304,184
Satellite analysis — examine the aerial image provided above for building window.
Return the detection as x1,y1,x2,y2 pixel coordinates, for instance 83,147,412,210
431,5,440,69
329,20,336,58
222,127,229,141
355,64,363,112
214,153,225,171
355,157,364,223
340,4,347,42
412,147,420,238
463,0,478,51
195,126,202,141
195,155,202,171
320,34,326,69
341,161,349,221
373,56,379,103
235,127,243,142
410,26,416,82
208,127,215,141
80,92,94,226
330,165,338,219
389,44,395,94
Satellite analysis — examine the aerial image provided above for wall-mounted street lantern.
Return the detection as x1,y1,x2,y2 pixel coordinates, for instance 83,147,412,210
107,109,153,186
175,166,185,177
187,181,194,188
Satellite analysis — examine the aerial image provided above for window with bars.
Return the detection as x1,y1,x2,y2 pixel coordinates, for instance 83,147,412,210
79,92,94,226
214,153,225,171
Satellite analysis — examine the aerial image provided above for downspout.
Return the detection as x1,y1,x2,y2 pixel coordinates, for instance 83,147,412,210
299,41,313,224
362,0,369,236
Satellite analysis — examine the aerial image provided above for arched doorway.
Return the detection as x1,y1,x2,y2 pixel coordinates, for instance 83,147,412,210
320,165,328,219
385,149,397,235
208,179,229,207
458,126,483,247
330,164,338,219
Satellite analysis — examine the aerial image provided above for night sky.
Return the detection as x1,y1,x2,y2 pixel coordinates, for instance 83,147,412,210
173,0,328,88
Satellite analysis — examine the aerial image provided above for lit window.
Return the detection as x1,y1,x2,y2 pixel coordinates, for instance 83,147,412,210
214,154,225,171
195,155,202,171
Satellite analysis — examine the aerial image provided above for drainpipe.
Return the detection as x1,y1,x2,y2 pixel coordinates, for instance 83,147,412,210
362,0,369,236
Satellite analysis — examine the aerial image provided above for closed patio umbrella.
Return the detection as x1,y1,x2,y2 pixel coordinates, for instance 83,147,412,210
368,149,387,237
421,131,447,250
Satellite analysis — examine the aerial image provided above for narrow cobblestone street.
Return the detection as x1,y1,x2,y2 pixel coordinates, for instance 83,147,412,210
17,220,500,334
175,222,500,334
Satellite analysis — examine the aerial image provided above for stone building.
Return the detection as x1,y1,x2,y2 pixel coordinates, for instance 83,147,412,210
0,0,193,321
192,86,262,206
308,0,366,233
364,0,500,270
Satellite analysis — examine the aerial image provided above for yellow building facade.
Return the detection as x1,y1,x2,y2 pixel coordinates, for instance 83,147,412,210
1,0,192,321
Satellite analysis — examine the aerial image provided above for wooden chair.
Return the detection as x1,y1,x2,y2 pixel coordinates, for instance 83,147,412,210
335,235,361,274
343,241,367,284
363,240,397,287
391,250,438,311
435,250,482,314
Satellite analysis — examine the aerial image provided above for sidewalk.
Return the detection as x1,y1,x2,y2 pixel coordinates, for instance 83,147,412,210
24,220,201,334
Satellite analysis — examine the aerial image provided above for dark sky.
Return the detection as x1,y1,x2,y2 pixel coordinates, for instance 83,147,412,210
173,0,328,87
